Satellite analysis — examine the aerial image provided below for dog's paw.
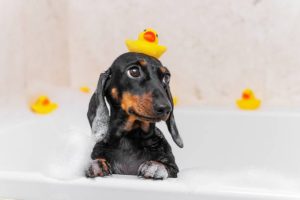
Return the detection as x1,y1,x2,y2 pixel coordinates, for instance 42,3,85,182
138,161,168,180
85,158,112,178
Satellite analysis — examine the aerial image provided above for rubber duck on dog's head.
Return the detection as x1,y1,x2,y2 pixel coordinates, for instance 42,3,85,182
125,28,167,59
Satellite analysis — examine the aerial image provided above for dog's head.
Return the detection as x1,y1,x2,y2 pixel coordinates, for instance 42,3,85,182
88,52,183,148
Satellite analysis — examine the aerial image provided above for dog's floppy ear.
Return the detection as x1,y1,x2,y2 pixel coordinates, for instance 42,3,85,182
87,69,111,142
165,85,184,148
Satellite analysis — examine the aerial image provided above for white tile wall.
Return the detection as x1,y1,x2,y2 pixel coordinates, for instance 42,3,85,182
1,0,300,106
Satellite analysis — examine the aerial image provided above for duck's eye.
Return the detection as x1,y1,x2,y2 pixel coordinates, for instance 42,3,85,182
144,29,147,32
156,34,158,38
162,74,170,84
127,65,141,78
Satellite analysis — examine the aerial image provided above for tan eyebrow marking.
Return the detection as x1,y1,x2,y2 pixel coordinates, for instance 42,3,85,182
159,66,168,73
139,59,147,67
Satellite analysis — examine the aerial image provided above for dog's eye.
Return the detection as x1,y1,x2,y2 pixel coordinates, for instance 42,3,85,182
127,66,141,78
162,74,170,84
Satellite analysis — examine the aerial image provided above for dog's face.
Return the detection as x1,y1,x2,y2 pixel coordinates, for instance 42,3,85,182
88,52,183,147
106,53,172,123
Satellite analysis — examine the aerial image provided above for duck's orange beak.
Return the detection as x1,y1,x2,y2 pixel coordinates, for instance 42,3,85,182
42,98,50,106
143,31,156,42
242,93,251,100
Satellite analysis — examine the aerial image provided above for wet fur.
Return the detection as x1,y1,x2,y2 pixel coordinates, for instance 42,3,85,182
86,52,181,179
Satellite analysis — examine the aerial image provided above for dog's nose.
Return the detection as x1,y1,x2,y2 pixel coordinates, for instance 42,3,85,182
154,103,171,116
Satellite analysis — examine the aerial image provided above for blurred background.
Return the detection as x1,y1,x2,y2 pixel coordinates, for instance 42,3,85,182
1,0,300,106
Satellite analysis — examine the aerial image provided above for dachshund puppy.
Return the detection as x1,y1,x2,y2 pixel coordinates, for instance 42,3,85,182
85,52,183,179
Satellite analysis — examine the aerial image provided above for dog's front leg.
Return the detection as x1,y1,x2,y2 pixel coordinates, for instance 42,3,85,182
85,158,112,178
138,160,169,180
138,136,179,180
86,120,124,178
138,157,179,180
85,139,114,178
85,140,117,178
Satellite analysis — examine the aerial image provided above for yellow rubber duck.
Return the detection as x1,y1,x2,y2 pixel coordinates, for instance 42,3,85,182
80,86,90,93
125,28,167,59
173,96,179,106
31,95,58,114
236,89,261,110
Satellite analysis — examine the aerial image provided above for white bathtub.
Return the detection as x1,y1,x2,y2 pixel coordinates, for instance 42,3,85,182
0,92,300,200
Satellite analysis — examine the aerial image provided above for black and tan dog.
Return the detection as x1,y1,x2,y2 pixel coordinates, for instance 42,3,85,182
85,52,183,179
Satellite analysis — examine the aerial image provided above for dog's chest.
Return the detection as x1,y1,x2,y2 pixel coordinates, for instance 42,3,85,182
110,136,150,175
